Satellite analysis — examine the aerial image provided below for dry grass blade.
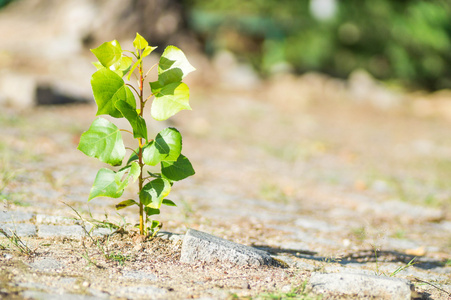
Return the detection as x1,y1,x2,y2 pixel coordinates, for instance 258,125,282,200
0,228,35,256
414,277,451,299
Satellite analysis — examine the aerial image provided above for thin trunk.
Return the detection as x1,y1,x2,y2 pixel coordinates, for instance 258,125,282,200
137,53,145,235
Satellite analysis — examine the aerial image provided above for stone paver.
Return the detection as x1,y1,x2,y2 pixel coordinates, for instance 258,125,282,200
309,272,413,300
30,258,64,271
22,291,104,300
37,225,85,238
180,228,275,266
1,223,36,237
122,270,158,281
0,211,33,223
115,285,167,297
35,214,74,225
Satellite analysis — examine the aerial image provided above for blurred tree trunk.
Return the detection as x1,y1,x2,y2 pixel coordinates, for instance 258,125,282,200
87,0,195,50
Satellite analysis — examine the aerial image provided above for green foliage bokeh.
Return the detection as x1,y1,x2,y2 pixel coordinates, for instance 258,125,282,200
186,0,451,90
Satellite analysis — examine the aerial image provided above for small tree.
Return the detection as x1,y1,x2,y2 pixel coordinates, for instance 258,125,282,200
78,33,195,236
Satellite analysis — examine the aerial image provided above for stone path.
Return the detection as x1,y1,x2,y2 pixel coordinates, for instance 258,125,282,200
1,92,451,299
1,206,450,299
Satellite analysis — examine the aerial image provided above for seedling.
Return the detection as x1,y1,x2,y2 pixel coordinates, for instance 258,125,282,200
78,33,195,235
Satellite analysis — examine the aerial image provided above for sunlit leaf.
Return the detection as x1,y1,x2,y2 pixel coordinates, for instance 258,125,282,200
133,33,148,50
139,178,171,208
92,61,103,70
143,127,182,166
91,40,122,68
158,45,195,85
110,56,133,77
129,161,140,182
77,118,125,166
88,168,127,200
91,68,136,118
142,45,157,57
151,82,191,121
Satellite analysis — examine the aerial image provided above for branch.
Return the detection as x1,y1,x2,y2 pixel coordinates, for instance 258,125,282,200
143,93,155,104
144,63,159,79
120,129,133,135
125,147,138,156
126,84,140,97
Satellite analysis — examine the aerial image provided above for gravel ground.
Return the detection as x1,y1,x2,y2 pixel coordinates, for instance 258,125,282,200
1,82,451,299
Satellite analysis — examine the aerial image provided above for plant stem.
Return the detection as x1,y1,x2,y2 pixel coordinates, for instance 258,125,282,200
137,50,145,235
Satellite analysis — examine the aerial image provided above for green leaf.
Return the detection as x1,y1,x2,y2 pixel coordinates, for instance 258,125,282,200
158,45,195,85
151,82,191,121
147,171,161,178
126,140,153,165
150,220,161,229
117,161,141,191
115,199,138,210
143,127,182,166
88,168,127,200
144,207,160,216
127,149,139,165
110,56,133,77
161,154,195,181
162,199,176,207
77,118,125,166
91,40,122,68
142,45,157,57
115,100,147,140
133,33,148,50
127,46,157,81
91,68,136,118
129,161,140,182
92,61,104,70
149,81,163,95
158,68,184,86
139,178,171,209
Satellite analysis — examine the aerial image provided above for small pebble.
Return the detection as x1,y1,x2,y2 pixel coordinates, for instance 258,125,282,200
281,285,291,293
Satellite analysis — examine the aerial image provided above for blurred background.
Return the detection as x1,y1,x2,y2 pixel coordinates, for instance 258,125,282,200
0,0,451,109
1,0,451,249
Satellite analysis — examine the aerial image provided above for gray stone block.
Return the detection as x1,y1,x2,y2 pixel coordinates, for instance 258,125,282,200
0,223,36,237
0,211,33,223
310,272,413,299
122,270,158,281
37,225,85,238
22,291,102,300
35,214,74,225
115,285,167,297
180,229,275,266
30,258,63,271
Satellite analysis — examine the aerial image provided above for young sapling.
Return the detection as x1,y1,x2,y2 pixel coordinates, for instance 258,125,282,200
78,33,195,235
